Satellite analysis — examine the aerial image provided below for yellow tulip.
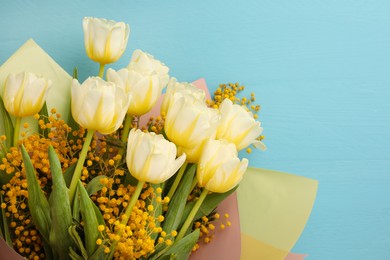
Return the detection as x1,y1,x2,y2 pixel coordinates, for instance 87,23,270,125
106,50,169,116
83,17,130,65
71,77,131,134
3,72,51,117
164,93,219,163
197,139,248,193
161,77,205,115
126,129,186,184
217,98,266,151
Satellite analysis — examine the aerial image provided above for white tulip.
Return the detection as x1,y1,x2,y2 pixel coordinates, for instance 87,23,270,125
164,93,219,163
129,49,169,86
106,50,169,116
71,77,131,134
83,17,130,64
126,129,186,184
217,98,266,151
3,72,51,117
197,139,248,193
161,77,206,115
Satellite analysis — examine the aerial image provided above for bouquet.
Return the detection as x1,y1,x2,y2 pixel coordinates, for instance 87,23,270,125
0,17,318,260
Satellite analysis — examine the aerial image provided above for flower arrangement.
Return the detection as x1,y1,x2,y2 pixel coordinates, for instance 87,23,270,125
0,17,268,260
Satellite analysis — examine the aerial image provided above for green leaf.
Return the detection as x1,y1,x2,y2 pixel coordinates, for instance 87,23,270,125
89,244,106,260
63,163,77,188
73,67,78,79
162,164,196,234
21,145,52,244
38,102,50,138
68,247,84,260
159,229,200,260
0,95,14,149
180,186,238,227
42,240,55,260
0,193,12,247
72,188,81,223
78,181,100,257
0,169,13,187
91,200,105,226
68,225,88,259
48,145,73,260
86,175,107,196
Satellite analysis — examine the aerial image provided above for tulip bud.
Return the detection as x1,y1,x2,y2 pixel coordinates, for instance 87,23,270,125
3,72,51,117
197,139,248,193
164,94,219,163
83,17,130,65
217,98,266,151
126,129,186,184
106,50,169,116
161,77,206,115
71,77,131,134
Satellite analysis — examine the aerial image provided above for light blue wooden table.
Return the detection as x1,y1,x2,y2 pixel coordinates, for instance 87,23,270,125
1,1,389,259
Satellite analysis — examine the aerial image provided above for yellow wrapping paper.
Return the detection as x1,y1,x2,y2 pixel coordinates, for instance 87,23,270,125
238,168,318,259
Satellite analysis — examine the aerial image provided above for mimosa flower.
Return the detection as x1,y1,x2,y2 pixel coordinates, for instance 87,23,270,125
106,49,169,116
126,129,186,184
83,17,130,65
197,139,248,193
71,77,131,134
3,72,51,117
217,98,265,151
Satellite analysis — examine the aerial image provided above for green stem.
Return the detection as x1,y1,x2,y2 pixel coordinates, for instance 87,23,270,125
122,181,144,225
68,129,95,204
116,115,133,166
13,117,21,147
176,188,209,241
107,180,145,259
166,162,188,199
98,63,105,78
120,115,133,144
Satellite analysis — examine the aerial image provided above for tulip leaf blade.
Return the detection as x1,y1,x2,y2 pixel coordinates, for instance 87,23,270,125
21,144,52,244
86,175,107,196
63,163,77,188
0,193,13,247
162,164,196,234
73,67,78,79
68,225,88,259
158,229,200,260
77,181,101,257
38,102,50,138
72,188,81,223
0,95,14,149
69,247,85,260
91,199,105,226
48,145,73,259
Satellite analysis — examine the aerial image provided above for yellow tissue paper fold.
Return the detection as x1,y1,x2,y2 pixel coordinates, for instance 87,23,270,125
238,167,318,259
0,39,72,136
